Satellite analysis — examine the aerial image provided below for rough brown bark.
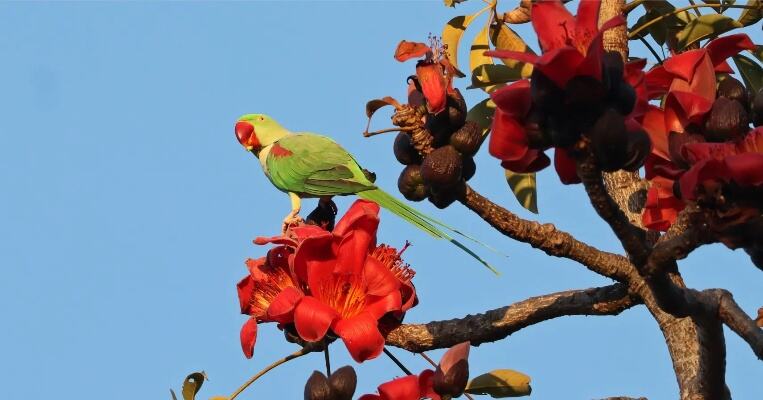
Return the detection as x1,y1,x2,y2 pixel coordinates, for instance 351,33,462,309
386,284,636,352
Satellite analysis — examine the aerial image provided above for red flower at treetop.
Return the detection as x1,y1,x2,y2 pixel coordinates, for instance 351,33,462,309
240,200,417,363
395,39,462,114
486,0,625,88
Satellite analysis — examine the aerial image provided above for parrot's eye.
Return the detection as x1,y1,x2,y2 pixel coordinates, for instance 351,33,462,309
259,116,265,121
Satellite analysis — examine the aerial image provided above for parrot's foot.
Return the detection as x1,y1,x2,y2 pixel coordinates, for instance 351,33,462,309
282,213,304,233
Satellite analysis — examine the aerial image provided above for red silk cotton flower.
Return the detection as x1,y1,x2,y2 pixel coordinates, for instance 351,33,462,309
394,39,461,114
239,200,417,362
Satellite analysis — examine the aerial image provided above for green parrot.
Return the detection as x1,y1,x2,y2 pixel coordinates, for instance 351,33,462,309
234,113,498,274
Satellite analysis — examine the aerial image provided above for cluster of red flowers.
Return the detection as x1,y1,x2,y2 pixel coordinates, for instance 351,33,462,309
237,200,417,362
485,0,762,235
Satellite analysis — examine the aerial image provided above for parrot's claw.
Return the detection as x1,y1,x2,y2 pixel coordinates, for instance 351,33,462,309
282,213,304,233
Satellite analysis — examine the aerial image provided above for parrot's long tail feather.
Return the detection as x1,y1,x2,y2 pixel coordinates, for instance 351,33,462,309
358,189,500,275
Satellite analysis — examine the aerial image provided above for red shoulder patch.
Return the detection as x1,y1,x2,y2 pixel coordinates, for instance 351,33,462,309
271,143,293,158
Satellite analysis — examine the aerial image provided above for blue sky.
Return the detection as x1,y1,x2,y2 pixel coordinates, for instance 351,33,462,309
0,1,760,399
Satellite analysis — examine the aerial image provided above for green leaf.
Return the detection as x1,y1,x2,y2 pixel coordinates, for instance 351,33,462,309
738,0,762,26
465,369,532,397
469,64,524,89
470,23,496,92
443,0,468,6
443,15,478,72
630,9,668,45
733,54,763,94
180,372,207,400
753,45,763,62
488,23,534,78
675,14,743,50
702,0,737,13
466,98,496,137
505,171,538,214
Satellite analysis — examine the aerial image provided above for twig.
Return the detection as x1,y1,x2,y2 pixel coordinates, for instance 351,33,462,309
228,347,311,400
363,127,415,137
324,346,331,376
383,347,413,376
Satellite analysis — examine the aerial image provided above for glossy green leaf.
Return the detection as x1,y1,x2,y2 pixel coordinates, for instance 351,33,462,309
443,15,478,72
469,64,524,89
465,369,532,397
505,171,538,214
466,98,496,137
733,54,763,94
675,14,743,50
738,0,761,26
488,23,534,78
470,23,496,92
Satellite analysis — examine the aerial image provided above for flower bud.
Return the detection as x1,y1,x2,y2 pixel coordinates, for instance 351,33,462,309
530,69,563,112
589,108,628,172
416,61,447,115
447,89,468,128
304,371,332,400
394,133,423,165
716,76,748,105
426,111,455,147
450,121,482,156
421,145,463,187
667,131,704,168
622,129,652,172
328,366,357,400
462,156,476,181
564,75,607,133
433,359,469,398
428,181,465,209
703,97,750,141
398,165,428,202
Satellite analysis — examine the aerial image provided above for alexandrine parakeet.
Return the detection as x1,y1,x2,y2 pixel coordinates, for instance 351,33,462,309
234,113,497,273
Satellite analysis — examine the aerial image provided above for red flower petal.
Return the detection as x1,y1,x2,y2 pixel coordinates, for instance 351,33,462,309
266,286,303,324
738,127,763,153
725,153,763,186
573,0,601,52
664,49,706,82
554,148,581,184
364,291,403,320
357,395,382,400
489,108,530,162
679,158,726,200
491,79,531,117
417,62,448,114
363,255,401,297
394,41,430,62
240,318,258,359
484,49,540,65
531,0,575,52
334,200,381,239
535,47,586,87
418,369,441,400
642,105,669,160
333,313,386,362
577,15,625,80
644,65,672,99
237,275,255,315
377,375,421,400
294,296,339,342
292,229,334,282
664,91,713,133
500,149,551,173
705,33,754,67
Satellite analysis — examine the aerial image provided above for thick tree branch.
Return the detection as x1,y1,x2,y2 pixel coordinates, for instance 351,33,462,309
385,284,637,352
704,289,763,360
460,185,633,281
576,151,650,266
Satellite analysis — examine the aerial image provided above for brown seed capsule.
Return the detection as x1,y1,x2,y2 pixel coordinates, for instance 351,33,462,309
393,133,422,165
433,359,470,398
667,131,704,168
622,129,652,171
564,75,607,133
427,181,465,209
421,145,463,187
462,156,476,181
449,121,482,156
531,69,563,112
717,76,748,105
589,108,628,172
398,165,428,202
704,97,750,141
425,112,454,147
304,371,332,400
328,366,357,400
447,89,468,128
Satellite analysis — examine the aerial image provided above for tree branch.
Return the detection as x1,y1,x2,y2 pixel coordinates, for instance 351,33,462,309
704,289,763,360
385,284,637,352
460,185,633,282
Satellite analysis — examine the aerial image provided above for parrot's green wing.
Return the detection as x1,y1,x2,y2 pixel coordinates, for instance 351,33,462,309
265,133,375,197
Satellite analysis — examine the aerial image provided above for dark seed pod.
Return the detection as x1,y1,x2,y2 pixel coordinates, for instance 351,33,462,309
421,145,463,186
524,107,552,148
703,97,750,141
612,81,636,116
398,165,428,202
328,366,357,400
531,69,563,112
393,133,422,165
752,88,763,127
462,156,476,181
427,181,465,209
622,129,652,171
564,75,607,133
433,359,470,398
589,108,628,172
601,51,625,94
425,112,454,147
304,371,332,400
545,114,579,148
447,89,468,128
449,121,482,156
667,131,704,168
717,76,748,105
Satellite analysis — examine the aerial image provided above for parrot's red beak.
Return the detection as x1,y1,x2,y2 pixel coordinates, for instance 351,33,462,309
235,121,260,151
